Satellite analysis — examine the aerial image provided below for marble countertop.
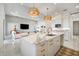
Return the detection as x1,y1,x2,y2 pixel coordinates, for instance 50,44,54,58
21,32,64,44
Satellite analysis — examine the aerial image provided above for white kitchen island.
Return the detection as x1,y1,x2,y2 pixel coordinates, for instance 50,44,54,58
20,32,64,56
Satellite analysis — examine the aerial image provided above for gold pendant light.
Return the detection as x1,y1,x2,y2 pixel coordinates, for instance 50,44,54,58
28,4,40,17
44,8,52,22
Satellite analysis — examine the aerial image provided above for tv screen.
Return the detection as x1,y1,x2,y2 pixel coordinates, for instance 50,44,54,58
55,24,61,28
20,24,29,29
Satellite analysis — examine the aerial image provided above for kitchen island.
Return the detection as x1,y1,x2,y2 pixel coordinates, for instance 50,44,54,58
20,32,64,56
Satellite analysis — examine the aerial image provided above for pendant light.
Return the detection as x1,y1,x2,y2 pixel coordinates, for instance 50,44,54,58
28,4,40,17
44,8,52,22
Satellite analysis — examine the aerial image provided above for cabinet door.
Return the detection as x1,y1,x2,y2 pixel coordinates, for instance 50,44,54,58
36,41,47,56
63,31,71,47
36,48,46,56
73,36,79,51
48,44,56,56
21,37,36,56
64,31,70,43
47,39,56,56
53,36,60,55
60,34,64,46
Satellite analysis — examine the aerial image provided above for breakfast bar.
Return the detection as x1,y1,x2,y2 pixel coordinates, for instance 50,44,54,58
20,32,64,56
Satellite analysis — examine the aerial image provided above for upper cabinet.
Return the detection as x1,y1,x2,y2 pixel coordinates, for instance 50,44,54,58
52,14,71,28
63,14,70,28
0,4,5,20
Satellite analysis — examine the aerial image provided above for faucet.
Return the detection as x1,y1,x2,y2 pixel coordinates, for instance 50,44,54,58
47,27,52,34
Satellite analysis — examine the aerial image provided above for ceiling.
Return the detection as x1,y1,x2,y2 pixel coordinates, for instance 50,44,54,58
4,3,79,20
23,3,79,15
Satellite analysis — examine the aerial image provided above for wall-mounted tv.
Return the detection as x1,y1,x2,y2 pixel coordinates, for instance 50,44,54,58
55,24,61,28
20,24,29,29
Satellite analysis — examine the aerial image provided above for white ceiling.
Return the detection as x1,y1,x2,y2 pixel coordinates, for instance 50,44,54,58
23,3,79,15
4,3,79,20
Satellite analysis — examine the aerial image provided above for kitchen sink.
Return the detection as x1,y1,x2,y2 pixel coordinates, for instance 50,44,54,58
46,34,56,36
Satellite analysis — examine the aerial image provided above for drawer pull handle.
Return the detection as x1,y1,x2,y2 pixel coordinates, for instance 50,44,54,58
49,39,53,42
40,43,45,46
50,43,53,46
43,54,45,56
57,40,59,42
41,49,45,52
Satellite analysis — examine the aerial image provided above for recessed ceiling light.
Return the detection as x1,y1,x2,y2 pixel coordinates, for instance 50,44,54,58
53,17,56,19
63,9,67,11
20,3,24,6
11,11,18,16
53,3,56,5
55,12,58,15
75,5,79,8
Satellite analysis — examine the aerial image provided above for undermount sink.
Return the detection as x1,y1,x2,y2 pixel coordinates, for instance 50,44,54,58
46,34,56,36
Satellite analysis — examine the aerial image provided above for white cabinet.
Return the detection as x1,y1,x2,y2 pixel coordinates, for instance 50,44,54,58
63,30,71,48
0,20,4,47
0,4,5,48
64,31,70,41
47,36,60,56
53,29,71,47
21,37,47,56
47,38,55,56
73,36,79,51
21,38,36,56
36,41,47,56
60,34,64,46
54,36,60,52
21,36,61,56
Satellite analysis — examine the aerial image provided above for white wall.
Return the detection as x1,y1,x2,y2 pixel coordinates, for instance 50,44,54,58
52,13,79,50
4,4,37,35
51,14,71,28
5,15,37,35
0,4,5,47
52,15,61,28
36,14,69,30
4,4,39,21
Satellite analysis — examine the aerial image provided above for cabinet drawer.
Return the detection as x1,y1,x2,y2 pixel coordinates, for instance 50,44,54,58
40,53,46,56
39,43,45,47
48,39,53,42
38,52,46,56
55,39,60,45
48,39,54,45
37,48,47,56
37,42,46,48
56,39,60,42
40,49,46,53
49,42,54,46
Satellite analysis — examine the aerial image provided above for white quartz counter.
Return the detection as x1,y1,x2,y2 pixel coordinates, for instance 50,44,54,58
21,32,64,56
21,32,64,44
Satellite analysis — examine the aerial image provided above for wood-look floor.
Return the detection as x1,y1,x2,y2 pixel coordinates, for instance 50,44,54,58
56,46,79,56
